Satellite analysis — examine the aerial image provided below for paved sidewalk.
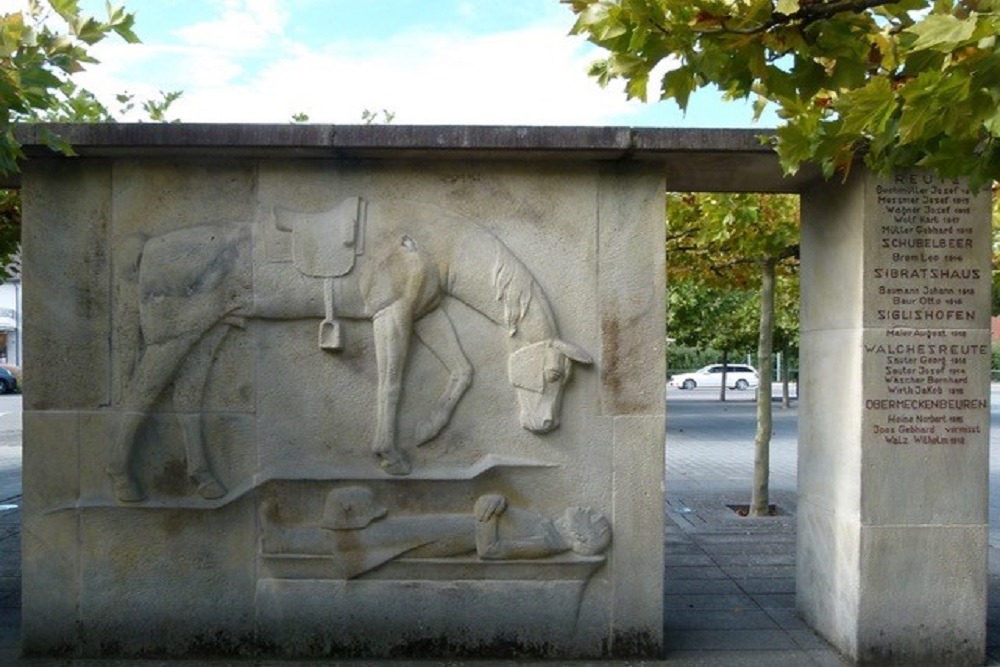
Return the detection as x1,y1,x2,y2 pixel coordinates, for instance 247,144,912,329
0,396,22,667
665,387,1000,666
0,389,995,665
663,392,846,666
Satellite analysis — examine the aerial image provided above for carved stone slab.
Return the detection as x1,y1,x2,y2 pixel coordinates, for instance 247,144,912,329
21,153,666,659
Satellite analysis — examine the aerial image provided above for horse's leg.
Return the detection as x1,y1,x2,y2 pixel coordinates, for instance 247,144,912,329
412,308,473,446
172,323,235,500
371,300,416,475
107,333,201,502
107,412,147,502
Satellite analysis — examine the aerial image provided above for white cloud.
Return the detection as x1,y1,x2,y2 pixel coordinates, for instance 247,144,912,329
74,3,649,126
171,25,637,125
174,0,288,52
1,0,761,128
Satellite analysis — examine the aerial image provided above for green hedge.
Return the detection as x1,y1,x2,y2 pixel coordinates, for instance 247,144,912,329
666,346,723,377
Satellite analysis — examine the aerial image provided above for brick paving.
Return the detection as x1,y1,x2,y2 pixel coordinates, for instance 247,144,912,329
664,390,846,665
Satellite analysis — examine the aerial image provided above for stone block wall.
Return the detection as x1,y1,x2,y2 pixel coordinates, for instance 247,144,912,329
20,147,666,659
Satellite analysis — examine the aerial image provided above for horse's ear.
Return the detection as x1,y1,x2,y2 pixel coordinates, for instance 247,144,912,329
553,339,593,365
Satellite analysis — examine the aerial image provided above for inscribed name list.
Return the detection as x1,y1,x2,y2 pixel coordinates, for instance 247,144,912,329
863,172,991,446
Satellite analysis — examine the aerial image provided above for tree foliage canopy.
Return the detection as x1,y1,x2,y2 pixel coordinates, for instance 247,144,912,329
666,192,800,352
567,0,1000,189
0,0,139,172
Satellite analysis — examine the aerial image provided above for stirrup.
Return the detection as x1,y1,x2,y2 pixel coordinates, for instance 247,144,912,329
319,319,343,351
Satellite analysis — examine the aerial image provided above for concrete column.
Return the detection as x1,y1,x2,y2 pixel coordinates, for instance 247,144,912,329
798,169,991,664
597,164,667,654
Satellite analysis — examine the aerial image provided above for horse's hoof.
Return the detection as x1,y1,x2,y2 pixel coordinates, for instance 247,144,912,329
109,473,145,503
413,423,434,446
193,473,227,500
378,454,411,476
413,419,444,447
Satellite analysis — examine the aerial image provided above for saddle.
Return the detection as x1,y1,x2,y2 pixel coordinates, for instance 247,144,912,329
274,197,367,351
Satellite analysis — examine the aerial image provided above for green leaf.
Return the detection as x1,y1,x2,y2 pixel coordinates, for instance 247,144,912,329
661,67,696,110
985,108,1000,136
0,130,23,175
774,121,815,175
627,23,648,53
0,0,146,170
625,68,649,100
905,13,977,52
775,0,799,16
111,13,140,44
72,17,106,45
588,59,614,87
565,0,998,185
47,0,82,24
608,52,645,77
36,125,75,157
837,76,897,136
898,70,970,143
574,1,612,30
596,21,627,42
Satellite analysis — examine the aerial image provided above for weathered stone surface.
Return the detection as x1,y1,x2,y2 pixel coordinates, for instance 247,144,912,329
21,139,666,659
798,169,991,664
20,124,990,664
857,524,986,664
598,164,666,416
9,123,819,192
611,414,665,651
21,412,80,655
22,161,112,411
796,501,861,657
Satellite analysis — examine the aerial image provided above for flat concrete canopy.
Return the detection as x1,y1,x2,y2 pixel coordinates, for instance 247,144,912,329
11,123,820,193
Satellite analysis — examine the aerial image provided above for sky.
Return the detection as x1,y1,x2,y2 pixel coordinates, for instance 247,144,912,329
51,0,776,128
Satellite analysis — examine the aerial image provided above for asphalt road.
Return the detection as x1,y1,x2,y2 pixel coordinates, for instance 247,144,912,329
0,394,21,501
667,383,1000,534
0,394,20,432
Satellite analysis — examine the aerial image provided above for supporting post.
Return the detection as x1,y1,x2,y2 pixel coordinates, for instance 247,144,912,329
798,169,991,664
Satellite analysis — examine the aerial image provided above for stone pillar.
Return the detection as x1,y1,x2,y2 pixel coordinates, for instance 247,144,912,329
798,169,991,664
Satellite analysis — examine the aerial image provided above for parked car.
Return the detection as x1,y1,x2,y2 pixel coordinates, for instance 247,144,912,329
668,364,759,391
0,366,17,394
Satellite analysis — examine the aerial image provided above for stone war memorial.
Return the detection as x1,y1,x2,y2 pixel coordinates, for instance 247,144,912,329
14,124,992,664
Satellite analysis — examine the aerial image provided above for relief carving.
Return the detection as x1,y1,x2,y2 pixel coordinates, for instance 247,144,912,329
260,486,611,580
106,197,592,502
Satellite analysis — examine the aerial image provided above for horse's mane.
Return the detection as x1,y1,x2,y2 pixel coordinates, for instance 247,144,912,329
491,237,547,336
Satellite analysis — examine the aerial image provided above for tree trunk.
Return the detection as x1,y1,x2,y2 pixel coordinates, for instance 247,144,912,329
750,258,775,516
781,348,791,408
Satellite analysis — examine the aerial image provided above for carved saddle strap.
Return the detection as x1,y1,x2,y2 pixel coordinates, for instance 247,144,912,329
319,277,343,351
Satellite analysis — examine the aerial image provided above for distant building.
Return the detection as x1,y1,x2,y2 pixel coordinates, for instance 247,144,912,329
0,281,20,366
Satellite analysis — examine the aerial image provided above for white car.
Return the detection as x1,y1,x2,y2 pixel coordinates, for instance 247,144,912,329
669,364,759,391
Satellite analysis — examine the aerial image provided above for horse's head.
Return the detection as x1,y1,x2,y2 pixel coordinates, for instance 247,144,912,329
508,339,593,433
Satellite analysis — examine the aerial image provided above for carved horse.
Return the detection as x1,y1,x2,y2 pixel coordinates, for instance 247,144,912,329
106,197,593,502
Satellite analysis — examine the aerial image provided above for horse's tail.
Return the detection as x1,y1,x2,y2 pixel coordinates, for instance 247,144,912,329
113,233,148,403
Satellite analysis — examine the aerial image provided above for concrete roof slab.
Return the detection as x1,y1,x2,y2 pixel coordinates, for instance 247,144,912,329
10,123,820,193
